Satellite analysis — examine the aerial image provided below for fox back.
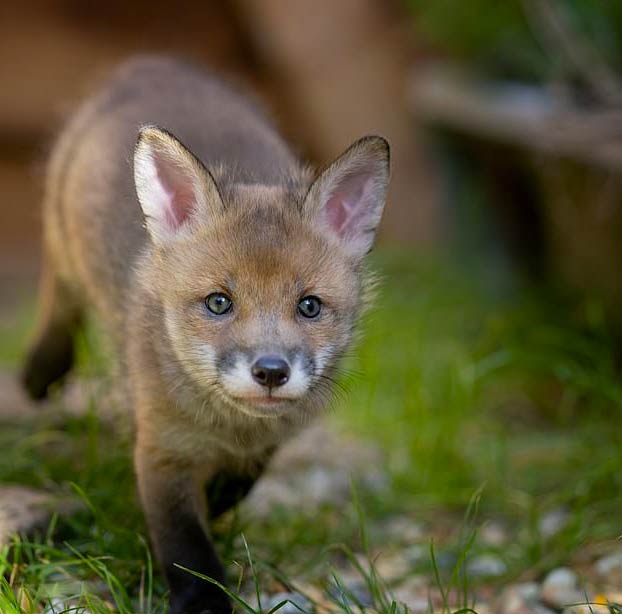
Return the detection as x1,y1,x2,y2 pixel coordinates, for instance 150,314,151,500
45,57,295,321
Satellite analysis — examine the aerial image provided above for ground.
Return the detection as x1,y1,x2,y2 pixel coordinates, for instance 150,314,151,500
0,252,620,613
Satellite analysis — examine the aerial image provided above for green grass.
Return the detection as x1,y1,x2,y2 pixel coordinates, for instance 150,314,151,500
0,250,620,612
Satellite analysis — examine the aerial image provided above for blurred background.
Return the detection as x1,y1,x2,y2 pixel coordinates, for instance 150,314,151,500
0,1,621,612
1,0,621,310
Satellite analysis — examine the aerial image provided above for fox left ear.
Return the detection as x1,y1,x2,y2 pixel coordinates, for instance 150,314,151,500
133,126,223,246
304,136,390,259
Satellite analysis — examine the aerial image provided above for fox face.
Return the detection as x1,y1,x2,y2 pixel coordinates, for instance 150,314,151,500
134,127,389,418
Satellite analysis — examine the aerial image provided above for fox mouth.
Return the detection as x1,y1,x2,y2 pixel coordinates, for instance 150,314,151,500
232,393,300,411
211,384,301,417
236,395,291,405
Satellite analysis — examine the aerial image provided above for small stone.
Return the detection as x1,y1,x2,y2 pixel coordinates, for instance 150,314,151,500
466,554,507,577
540,568,586,610
0,370,36,418
562,605,609,614
431,550,458,571
499,581,540,614
327,579,374,608
480,522,507,546
243,478,298,515
244,422,387,515
595,551,622,580
396,595,429,613
392,576,427,611
0,485,80,546
374,551,412,581
261,592,313,614
516,582,540,602
404,544,428,567
42,598,92,614
539,508,569,538
384,515,424,544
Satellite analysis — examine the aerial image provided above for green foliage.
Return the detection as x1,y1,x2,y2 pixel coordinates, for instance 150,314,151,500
405,0,622,83
339,249,621,570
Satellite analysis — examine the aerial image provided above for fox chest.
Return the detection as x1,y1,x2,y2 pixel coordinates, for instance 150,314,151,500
150,401,295,474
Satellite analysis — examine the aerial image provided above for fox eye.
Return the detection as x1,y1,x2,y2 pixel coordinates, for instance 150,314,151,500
298,295,322,318
205,292,232,315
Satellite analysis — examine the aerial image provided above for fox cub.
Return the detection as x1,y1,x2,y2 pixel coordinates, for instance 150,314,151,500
22,56,390,614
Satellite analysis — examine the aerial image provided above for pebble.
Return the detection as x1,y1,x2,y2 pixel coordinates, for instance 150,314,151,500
539,508,569,538
404,544,429,567
467,554,507,577
499,581,541,614
0,485,81,547
540,568,587,610
392,577,428,611
480,522,508,546
42,598,92,614
244,422,386,516
474,606,498,614
374,551,412,581
383,515,424,544
562,606,609,614
327,579,374,608
397,595,429,613
431,550,458,571
0,371,124,426
261,592,313,614
0,370,35,418
595,551,622,579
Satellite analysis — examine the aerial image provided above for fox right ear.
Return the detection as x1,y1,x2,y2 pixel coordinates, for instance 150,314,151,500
133,126,223,245
303,136,390,259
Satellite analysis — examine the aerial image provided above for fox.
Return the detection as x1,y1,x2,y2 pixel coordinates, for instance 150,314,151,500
21,56,390,614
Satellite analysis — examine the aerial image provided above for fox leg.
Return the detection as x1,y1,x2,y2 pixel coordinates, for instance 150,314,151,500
135,438,230,614
205,451,273,521
22,262,81,400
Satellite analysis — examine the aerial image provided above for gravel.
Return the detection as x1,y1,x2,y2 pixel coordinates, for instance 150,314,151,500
467,553,508,577
261,592,314,614
595,550,622,580
540,567,587,610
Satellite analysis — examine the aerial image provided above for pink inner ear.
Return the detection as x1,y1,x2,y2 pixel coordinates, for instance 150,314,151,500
324,172,368,237
154,154,196,231
325,193,349,234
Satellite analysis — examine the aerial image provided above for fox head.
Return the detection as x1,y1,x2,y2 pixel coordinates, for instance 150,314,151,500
133,127,390,419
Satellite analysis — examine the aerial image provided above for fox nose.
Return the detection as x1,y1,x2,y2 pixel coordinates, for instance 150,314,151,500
251,355,290,388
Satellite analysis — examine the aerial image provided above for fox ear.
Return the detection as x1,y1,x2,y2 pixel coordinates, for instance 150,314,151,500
304,136,390,258
133,126,222,245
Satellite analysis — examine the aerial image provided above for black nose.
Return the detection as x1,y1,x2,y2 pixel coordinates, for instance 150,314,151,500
251,355,290,388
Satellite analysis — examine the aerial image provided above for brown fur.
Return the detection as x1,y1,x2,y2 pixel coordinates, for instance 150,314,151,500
22,56,389,614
